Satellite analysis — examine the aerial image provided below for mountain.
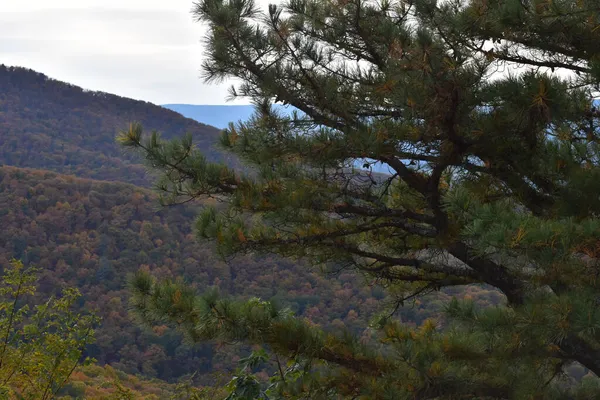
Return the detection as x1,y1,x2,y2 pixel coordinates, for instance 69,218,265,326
163,103,395,174
162,104,257,129
163,103,298,129
0,166,499,382
0,165,419,381
0,66,498,386
0,65,237,186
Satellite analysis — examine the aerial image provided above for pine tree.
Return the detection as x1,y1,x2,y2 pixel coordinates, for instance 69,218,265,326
120,0,600,398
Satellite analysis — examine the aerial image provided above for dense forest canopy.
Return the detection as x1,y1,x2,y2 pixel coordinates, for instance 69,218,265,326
1,165,495,384
120,0,600,398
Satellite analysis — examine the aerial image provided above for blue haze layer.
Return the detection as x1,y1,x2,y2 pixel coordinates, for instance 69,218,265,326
163,104,259,129
162,104,398,175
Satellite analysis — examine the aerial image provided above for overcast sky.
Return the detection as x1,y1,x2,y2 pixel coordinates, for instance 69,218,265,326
1,0,273,105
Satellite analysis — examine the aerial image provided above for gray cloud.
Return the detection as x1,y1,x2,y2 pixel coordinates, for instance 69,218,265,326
0,3,273,104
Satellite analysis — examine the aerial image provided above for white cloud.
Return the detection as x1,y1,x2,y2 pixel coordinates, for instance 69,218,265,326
0,0,274,104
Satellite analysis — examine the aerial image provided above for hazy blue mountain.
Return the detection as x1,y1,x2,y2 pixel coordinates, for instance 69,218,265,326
163,103,394,174
162,104,256,129
162,103,298,129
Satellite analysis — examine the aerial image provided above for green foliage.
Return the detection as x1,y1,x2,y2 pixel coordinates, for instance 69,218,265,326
120,0,600,398
129,272,600,398
224,350,268,400
0,259,98,399
222,349,312,400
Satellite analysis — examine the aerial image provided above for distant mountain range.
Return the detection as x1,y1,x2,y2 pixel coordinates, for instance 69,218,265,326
162,103,297,129
163,103,393,174
162,104,257,129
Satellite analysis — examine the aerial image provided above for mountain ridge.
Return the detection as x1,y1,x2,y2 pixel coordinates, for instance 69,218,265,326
0,65,236,186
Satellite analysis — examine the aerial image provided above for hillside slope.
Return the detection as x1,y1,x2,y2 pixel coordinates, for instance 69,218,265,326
0,66,234,186
1,166,436,381
0,166,501,382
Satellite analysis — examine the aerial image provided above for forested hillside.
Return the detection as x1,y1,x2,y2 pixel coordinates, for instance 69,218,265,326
0,65,235,186
58,364,220,399
0,65,503,391
0,166,500,383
